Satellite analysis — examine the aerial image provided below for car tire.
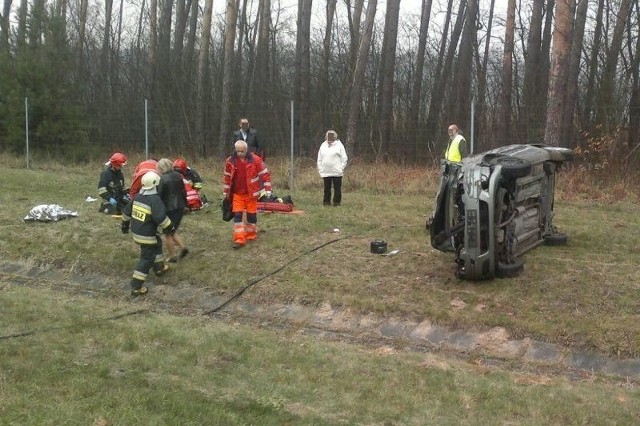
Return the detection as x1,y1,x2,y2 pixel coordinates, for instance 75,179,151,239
495,258,524,278
483,154,532,179
544,233,568,246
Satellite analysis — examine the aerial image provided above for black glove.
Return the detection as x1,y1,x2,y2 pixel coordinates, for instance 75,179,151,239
164,225,176,236
121,221,130,234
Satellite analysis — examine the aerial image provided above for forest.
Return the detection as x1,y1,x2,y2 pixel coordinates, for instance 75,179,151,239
0,0,639,167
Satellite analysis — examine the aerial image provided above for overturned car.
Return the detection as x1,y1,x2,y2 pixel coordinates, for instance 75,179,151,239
429,144,573,280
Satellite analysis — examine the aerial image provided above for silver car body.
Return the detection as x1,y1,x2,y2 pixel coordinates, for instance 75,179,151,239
430,144,573,280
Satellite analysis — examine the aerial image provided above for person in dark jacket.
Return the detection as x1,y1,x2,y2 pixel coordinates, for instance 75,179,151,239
232,117,263,158
121,171,175,297
98,152,129,214
157,158,189,262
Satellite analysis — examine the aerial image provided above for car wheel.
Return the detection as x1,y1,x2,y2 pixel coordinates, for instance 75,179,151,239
495,258,524,278
483,154,532,179
544,233,568,246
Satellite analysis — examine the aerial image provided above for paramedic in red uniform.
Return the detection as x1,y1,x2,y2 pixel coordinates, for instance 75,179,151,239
223,140,272,249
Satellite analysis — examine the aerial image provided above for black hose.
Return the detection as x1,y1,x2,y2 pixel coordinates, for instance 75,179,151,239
0,309,148,341
203,235,351,315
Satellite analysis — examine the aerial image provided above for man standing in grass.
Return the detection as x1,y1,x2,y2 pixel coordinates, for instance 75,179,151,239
223,140,272,249
121,171,175,297
444,124,466,163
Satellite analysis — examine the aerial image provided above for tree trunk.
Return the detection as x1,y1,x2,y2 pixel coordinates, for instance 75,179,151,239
499,0,516,146
627,18,640,156
595,0,632,132
561,0,588,147
174,0,187,64
409,0,433,127
378,0,401,157
475,0,494,152
196,0,214,157
16,0,27,49
219,0,239,156
448,0,477,139
343,0,364,101
520,0,545,143
544,0,575,147
254,0,271,117
294,0,312,152
581,0,604,126
1,0,13,51
346,0,377,157
425,0,466,148
320,0,337,129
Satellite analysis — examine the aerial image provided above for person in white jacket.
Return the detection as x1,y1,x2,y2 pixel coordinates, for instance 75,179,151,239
317,130,348,206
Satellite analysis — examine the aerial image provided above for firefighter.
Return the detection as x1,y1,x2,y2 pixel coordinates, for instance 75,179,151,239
174,158,207,208
173,158,204,192
121,171,175,297
98,152,129,214
129,158,158,199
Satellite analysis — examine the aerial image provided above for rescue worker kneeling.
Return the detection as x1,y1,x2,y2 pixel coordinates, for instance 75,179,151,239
121,171,175,297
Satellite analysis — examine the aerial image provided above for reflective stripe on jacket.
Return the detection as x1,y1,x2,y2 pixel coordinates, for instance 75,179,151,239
122,193,173,245
223,153,272,199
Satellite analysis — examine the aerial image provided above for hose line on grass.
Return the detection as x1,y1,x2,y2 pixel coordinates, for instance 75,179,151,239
203,235,352,316
0,309,148,341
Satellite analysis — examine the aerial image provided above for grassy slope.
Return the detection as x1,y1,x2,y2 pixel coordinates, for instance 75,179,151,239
0,155,639,361
1,286,640,424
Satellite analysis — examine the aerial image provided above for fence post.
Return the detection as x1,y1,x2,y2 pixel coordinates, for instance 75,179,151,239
290,100,295,191
25,97,29,169
145,98,149,159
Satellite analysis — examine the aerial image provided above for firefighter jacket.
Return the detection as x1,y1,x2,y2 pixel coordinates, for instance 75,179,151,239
158,170,187,212
98,166,126,201
223,152,271,199
445,134,466,163
122,192,174,245
129,160,158,198
184,167,204,191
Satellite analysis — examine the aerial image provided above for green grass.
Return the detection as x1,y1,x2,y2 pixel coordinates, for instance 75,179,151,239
1,156,640,358
2,155,640,421
2,286,640,424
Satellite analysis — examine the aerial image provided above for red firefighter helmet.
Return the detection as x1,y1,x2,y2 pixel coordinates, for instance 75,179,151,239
109,152,128,168
173,158,187,173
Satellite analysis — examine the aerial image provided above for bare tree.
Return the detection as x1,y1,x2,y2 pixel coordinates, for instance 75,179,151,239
520,0,546,142
219,0,239,155
196,0,214,156
425,0,466,145
294,0,313,151
16,0,28,49
448,0,478,135
561,0,588,147
320,0,337,128
474,0,495,151
378,0,401,156
544,0,575,147
595,0,632,132
581,0,604,126
409,0,433,128
1,0,13,51
346,0,377,156
499,0,516,145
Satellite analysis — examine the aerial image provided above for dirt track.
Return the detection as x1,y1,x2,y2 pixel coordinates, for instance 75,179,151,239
3,257,640,385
